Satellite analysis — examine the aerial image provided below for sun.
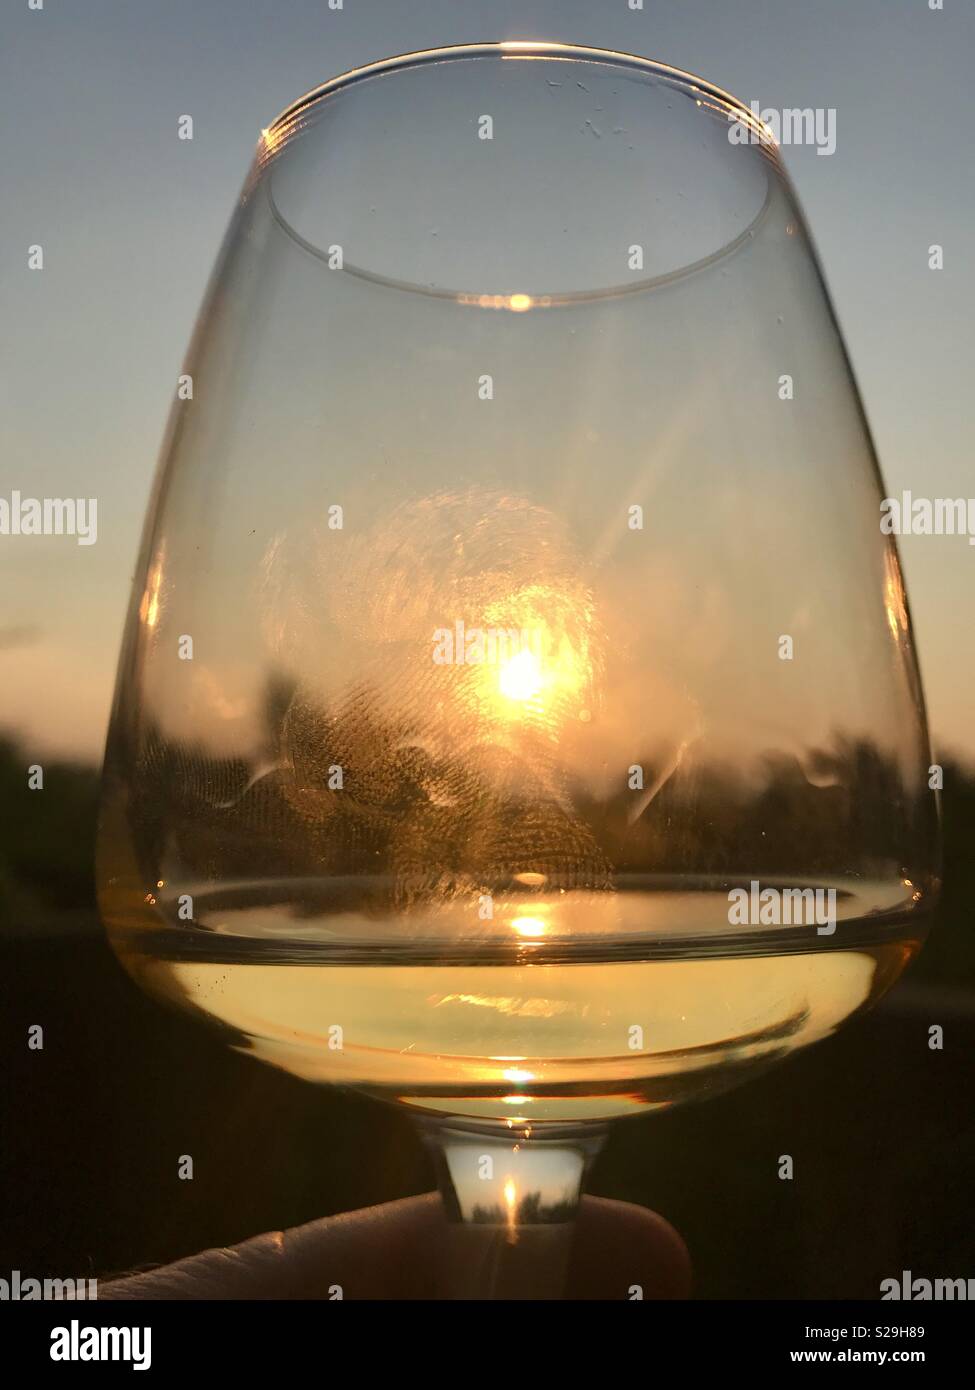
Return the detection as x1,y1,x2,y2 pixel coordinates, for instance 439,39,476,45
498,648,544,703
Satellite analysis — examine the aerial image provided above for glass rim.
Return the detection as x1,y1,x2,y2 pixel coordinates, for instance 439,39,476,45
259,41,779,307
265,41,774,147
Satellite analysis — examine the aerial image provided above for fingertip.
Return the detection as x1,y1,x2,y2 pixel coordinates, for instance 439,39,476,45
567,1195,691,1300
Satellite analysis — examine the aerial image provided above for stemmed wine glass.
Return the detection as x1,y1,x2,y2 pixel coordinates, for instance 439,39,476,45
98,43,940,1299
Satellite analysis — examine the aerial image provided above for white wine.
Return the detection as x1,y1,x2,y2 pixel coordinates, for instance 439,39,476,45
104,877,925,1122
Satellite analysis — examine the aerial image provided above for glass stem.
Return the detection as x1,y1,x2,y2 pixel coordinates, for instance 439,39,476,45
420,1117,607,1299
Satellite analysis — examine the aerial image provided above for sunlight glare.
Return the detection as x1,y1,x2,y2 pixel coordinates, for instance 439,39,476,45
499,648,543,702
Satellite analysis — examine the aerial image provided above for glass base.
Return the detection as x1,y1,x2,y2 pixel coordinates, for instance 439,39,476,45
422,1118,607,1298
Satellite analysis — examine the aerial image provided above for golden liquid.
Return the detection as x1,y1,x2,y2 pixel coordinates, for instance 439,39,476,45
105,880,923,1123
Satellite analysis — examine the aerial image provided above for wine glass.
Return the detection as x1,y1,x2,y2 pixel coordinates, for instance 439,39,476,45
98,42,940,1299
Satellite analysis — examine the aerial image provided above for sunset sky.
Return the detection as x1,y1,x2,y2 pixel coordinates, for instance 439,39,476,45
1,0,972,764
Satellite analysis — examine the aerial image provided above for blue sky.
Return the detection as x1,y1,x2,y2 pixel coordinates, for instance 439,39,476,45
1,0,972,762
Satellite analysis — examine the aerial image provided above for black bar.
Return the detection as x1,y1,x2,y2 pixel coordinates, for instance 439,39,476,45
2,1299,968,1374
